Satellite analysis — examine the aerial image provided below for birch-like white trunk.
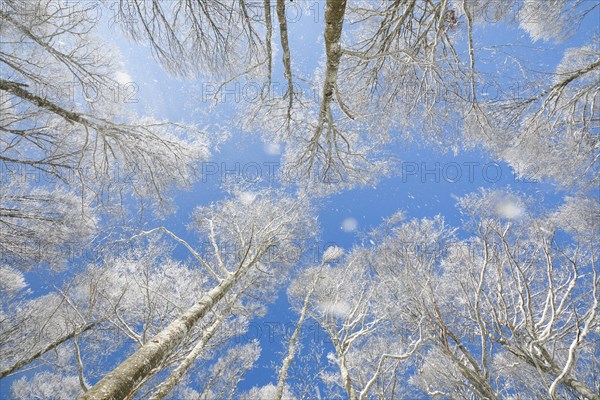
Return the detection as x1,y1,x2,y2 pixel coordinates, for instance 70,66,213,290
338,352,358,400
148,295,236,400
274,273,320,400
79,270,243,400
304,0,348,173
1,321,99,378
315,0,347,134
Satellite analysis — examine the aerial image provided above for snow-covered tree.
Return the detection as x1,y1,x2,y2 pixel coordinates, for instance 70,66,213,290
465,40,600,190
80,189,316,399
110,0,267,79
1,237,204,386
288,240,426,399
103,0,598,195
443,189,599,399
0,0,212,270
281,191,598,399
2,0,597,398
0,180,96,270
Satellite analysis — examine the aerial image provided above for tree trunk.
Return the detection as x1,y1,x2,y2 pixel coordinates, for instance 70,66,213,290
338,352,358,400
0,79,89,126
0,321,99,378
80,270,243,400
148,300,233,400
275,273,319,400
305,0,348,173
276,0,294,122
315,0,347,135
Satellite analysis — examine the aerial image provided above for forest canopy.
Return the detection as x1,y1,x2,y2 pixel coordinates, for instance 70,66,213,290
0,0,598,399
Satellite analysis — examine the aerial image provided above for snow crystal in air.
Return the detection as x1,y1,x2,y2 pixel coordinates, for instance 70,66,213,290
341,218,358,232
321,301,351,318
264,142,282,155
239,191,257,205
115,71,133,85
495,199,523,219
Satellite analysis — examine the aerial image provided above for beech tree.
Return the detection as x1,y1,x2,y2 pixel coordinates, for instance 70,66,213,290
1,238,205,390
398,192,597,399
441,190,599,400
78,188,316,399
0,0,210,203
105,0,598,193
280,191,598,399
4,188,315,398
270,246,345,400
0,0,211,270
0,180,96,270
286,225,430,399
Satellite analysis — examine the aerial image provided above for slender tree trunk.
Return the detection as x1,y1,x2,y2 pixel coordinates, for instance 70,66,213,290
317,0,347,127
306,0,348,170
0,321,99,379
263,0,273,91
275,273,319,400
276,0,294,123
0,79,90,126
148,297,236,400
80,269,245,400
338,351,358,400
